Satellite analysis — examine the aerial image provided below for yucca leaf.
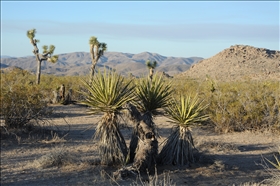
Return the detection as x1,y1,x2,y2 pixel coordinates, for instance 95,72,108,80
47,55,58,63
42,45,48,53
89,36,99,45
27,29,36,40
164,95,209,127
265,156,280,170
133,73,172,113
80,69,135,115
49,45,55,54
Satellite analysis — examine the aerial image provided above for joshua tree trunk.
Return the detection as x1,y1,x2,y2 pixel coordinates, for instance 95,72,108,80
149,68,154,81
36,60,42,85
31,40,43,85
89,44,97,82
90,63,97,82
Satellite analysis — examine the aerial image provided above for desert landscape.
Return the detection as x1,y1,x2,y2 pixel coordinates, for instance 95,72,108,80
1,45,280,186
1,104,279,186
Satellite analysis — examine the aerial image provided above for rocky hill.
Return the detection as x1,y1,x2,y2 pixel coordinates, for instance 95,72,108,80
0,52,202,77
179,45,280,81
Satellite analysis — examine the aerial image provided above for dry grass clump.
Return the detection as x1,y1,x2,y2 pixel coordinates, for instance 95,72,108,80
33,147,77,169
197,141,240,153
262,145,280,186
130,170,175,186
233,182,265,186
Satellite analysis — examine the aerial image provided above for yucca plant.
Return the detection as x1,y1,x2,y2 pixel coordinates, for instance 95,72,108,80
158,95,209,166
128,74,172,172
80,70,135,165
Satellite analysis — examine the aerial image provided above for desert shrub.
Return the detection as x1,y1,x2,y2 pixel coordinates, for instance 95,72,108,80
39,74,85,103
0,69,50,129
207,81,279,133
171,77,280,133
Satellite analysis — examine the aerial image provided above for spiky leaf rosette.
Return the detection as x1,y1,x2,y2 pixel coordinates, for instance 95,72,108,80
49,45,55,54
158,95,209,166
99,43,107,51
42,45,48,53
80,69,135,164
146,60,157,69
164,95,209,128
133,73,172,114
81,70,135,115
89,36,99,45
27,29,36,40
47,55,59,63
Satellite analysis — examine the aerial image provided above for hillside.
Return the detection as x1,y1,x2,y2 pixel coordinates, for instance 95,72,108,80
179,45,280,81
0,52,202,77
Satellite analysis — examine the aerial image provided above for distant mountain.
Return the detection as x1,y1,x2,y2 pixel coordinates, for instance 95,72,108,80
179,45,280,81
0,55,15,59
0,52,203,77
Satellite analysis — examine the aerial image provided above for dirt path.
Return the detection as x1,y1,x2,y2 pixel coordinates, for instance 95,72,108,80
1,104,279,186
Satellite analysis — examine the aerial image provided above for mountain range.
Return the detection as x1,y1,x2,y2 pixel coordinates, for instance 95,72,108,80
2,45,279,81
0,52,203,77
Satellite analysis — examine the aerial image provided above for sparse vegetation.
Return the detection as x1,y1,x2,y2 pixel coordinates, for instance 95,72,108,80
172,77,280,133
1,58,279,185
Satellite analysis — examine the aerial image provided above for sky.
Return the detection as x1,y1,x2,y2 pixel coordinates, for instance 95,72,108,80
1,1,279,58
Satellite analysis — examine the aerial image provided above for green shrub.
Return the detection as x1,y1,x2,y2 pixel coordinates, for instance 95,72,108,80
171,77,280,133
0,69,49,129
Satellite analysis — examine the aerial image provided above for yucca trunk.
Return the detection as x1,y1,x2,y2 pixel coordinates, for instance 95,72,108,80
158,126,195,166
132,120,158,172
95,112,128,165
131,112,158,172
129,112,153,162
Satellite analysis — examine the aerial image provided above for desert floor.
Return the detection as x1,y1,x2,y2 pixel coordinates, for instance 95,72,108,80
1,104,279,186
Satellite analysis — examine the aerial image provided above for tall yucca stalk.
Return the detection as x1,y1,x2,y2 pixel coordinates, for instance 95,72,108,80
158,95,209,166
128,74,172,172
81,70,135,165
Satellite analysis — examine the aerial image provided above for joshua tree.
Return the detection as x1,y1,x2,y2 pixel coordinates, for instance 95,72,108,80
27,29,58,85
146,60,157,81
89,36,107,82
158,95,209,166
81,69,135,165
128,73,172,172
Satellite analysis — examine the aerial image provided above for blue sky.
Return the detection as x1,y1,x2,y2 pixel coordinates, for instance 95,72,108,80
1,1,279,58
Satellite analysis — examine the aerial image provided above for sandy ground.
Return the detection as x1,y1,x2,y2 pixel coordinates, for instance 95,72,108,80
1,104,279,186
